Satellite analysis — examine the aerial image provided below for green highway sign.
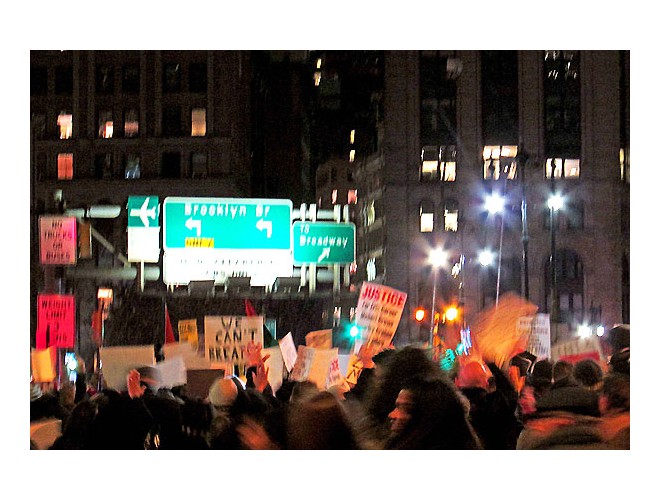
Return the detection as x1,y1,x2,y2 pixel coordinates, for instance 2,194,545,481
127,196,159,228
292,221,356,265
163,197,292,250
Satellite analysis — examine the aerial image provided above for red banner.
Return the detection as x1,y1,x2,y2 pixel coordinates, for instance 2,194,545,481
37,294,75,349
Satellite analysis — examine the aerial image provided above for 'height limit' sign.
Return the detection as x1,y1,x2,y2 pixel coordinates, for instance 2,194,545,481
39,216,77,265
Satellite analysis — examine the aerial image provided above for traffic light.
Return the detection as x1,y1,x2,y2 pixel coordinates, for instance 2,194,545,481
444,305,459,323
414,307,427,322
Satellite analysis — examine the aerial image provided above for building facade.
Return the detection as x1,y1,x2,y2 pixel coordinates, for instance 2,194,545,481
346,50,630,346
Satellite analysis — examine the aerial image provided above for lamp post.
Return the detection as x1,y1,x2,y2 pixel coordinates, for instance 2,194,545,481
485,193,505,306
548,193,564,329
517,146,531,300
429,248,447,347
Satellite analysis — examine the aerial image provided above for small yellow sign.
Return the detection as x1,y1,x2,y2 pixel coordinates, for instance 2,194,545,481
185,237,214,248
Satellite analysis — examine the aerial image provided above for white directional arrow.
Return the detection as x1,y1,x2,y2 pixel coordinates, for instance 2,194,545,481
256,219,272,238
185,217,202,237
318,247,331,263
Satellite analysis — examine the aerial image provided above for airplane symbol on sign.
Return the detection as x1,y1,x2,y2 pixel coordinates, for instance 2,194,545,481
129,198,157,227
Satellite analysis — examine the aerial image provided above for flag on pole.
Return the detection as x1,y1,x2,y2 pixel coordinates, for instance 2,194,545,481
165,305,176,344
245,298,258,317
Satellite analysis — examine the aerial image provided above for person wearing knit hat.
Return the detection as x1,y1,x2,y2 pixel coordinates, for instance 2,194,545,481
208,377,239,410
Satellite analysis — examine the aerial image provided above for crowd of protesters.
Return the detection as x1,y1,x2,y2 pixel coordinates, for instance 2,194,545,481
30,325,630,450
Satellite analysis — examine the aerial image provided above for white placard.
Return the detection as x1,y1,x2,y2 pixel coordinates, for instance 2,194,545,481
204,316,264,373
100,345,155,391
278,332,298,373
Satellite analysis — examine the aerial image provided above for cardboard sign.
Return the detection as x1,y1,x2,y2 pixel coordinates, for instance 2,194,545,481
305,329,333,349
156,356,187,389
99,345,155,391
204,316,264,374
290,345,341,390
36,294,75,349
354,282,407,354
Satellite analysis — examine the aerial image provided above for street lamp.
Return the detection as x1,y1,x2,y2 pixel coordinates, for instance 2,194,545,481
485,193,505,306
429,248,447,347
548,193,564,329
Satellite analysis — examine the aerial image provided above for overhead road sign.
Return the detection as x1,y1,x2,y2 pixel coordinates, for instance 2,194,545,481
127,196,159,228
127,196,160,263
292,221,356,265
163,197,292,251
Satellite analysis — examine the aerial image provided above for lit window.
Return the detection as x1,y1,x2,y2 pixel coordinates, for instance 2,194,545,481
124,109,139,137
421,146,439,180
545,158,580,179
348,189,358,204
444,200,459,232
332,189,338,204
444,210,458,232
442,160,456,181
316,58,322,69
191,108,206,136
420,213,434,232
57,113,72,139
420,201,434,232
483,145,518,180
98,111,113,139
314,71,322,86
349,150,355,162
350,130,355,144
57,153,73,180
367,258,377,281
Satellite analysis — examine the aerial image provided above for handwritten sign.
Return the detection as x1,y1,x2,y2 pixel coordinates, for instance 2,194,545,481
354,282,407,354
178,319,199,350
520,314,551,360
39,216,77,265
36,294,75,349
204,316,263,374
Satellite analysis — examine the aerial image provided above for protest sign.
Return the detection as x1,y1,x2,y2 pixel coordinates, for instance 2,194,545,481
278,332,298,373
520,314,551,360
31,347,57,383
290,345,341,390
470,292,538,368
156,356,187,389
99,345,155,391
551,336,604,364
305,329,333,349
263,345,284,394
204,316,263,374
354,282,407,354
178,319,199,350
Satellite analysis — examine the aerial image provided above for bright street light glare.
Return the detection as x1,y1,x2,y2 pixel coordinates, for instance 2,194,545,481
577,324,591,338
478,250,494,267
485,194,505,214
429,248,447,268
547,194,564,211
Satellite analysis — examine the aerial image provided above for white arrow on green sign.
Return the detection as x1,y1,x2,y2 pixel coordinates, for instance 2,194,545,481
163,197,292,250
292,221,356,265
